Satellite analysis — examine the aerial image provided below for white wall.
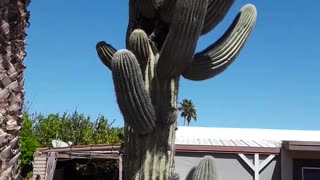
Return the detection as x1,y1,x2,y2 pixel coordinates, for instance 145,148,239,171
174,152,280,180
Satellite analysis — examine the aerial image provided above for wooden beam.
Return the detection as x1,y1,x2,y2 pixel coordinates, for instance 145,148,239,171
288,141,320,146
38,145,121,154
175,145,280,154
57,154,120,160
283,141,320,152
286,151,320,159
36,144,280,156
288,145,320,152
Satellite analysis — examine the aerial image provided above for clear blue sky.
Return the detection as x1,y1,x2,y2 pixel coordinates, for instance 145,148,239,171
25,1,320,130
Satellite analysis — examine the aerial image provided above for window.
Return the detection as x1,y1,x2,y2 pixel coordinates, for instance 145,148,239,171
302,167,320,180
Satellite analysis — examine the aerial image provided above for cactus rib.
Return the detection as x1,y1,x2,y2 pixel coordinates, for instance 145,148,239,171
182,4,257,81
159,0,177,23
126,0,139,48
193,156,218,180
157,0,208,79
126,0,156,47
136,0,159,19
154,78,179,126
128,29,151,73
96,41,116,70
202,0,234,35
111,50,156,134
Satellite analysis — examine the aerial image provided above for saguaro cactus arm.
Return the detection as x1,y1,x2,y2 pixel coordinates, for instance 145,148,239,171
159,0,177,23
157,0,208,79
201,0,234,35
182,4,257,81
96,41,117,70
128,29,152,73
111,50,156,134
126,0,156,47
136,0,159,19
193,156,218,180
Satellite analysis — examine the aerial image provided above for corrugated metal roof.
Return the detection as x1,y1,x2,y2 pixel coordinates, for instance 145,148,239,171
175,127,320,148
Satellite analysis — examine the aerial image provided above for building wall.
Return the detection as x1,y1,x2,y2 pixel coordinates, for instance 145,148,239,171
174,152,280,180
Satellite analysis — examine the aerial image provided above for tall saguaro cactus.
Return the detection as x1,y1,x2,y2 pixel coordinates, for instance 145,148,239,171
96,0,257,179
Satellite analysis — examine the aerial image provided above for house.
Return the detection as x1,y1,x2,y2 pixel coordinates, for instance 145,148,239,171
33,127,320,180
175,127,320,180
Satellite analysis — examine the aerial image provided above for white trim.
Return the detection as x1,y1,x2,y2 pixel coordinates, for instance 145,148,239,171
238,154,254,170
238,153,276,180
259,155,275,171
254,154,259,180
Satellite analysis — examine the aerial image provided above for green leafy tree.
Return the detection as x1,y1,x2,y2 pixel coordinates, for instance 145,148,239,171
92,116,124,144
32,111,124,147
58,111,95,145
32,113,64,147
20,114,41,178
19,111,124,178
178,99,197,126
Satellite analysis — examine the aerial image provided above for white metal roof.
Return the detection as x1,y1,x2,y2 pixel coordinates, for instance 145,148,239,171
175,127,320,148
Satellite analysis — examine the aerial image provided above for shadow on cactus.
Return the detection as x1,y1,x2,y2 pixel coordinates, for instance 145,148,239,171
95,0,257,179
186,167,196,180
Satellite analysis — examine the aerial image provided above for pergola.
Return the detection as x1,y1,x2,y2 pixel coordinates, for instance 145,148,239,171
32,144,122,180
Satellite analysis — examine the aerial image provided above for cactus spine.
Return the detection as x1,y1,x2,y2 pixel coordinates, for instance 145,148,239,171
96,0,257,179
193,156,218,180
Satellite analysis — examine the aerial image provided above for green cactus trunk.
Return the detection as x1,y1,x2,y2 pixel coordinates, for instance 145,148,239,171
95,0,257,179
109,32,180,178
117,48,178,179
123,124,176,179
120,55,179,179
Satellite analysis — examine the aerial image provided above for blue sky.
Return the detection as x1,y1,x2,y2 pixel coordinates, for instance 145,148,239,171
25,1,320,130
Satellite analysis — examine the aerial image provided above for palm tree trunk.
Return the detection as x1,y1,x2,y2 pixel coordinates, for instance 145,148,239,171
0,0,30,179
183,117,186,126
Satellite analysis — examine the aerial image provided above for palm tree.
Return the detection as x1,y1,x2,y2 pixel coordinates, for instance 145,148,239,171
178,99,197,126
0,1,30,179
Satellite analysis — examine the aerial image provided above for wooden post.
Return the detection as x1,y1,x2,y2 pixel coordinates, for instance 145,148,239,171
254,154,259,180
44,152,58,180
119,155,123,180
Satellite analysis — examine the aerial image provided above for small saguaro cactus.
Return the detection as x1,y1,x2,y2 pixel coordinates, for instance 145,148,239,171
96,0,257,179
193,156,218,180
